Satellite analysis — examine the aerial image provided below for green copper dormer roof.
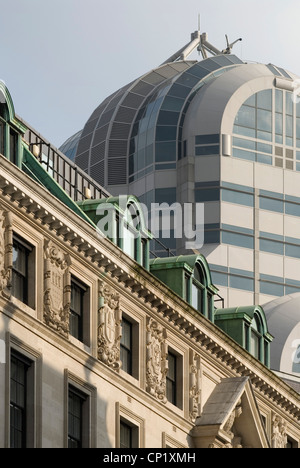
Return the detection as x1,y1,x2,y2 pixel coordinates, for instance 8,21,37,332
215,305,273,368
0,81,27,134
150,254,218,293
78,194,153,240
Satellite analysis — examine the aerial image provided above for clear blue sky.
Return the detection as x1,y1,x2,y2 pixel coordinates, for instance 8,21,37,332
1,0,300,148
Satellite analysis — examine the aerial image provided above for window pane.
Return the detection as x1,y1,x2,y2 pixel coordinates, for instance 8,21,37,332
12,239,29,304
257,90,272,110
10,354,29,448
68,390,83,448
257,109,272,132
70,280,85,342
235,105,256,128
120,422,132,449
166,352,177,405
120,319,132,375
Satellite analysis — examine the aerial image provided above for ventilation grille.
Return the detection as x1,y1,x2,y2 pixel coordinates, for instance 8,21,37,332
76,134,93,156
81,117,99,139
108,158,127,185
90,161,105,186
122,92,145,109
110,123,131,140
108,140,128,158
91,142,106,165
131,80,155,96
93,124,110,146
97,108,115,128
75,151,89,170
115,106,137,123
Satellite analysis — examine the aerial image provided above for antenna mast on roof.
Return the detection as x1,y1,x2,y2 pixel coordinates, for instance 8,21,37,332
161,16,242,65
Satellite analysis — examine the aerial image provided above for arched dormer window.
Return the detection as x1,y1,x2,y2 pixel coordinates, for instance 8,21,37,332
250,315,262,360
191,264,205,313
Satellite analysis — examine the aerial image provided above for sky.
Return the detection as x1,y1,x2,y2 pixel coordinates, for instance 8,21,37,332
1,0,300,148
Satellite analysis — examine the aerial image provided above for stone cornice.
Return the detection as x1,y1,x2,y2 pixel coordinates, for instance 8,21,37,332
1,154,300,422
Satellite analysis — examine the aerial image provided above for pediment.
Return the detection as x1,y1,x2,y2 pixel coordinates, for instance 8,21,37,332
191,377,270,448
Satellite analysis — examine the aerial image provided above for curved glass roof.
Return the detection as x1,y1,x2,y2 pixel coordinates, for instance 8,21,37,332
59,129,82,162
69,54,295,188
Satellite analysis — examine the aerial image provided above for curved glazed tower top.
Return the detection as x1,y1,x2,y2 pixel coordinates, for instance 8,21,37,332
73,53,244,188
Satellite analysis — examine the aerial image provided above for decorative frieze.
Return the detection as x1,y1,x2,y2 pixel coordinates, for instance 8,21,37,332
271,413,287,448
0,207,13,298
189,350,201,422
43,239,71,337
146,318,168,403
98,281,122,370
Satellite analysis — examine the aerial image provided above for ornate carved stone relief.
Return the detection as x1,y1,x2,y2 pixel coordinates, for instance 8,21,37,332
0,207,12,298
271,413,287,449
98,281,122,370
223,400,243,448
189,350,201,423
43,239,71,337
146,318,168,403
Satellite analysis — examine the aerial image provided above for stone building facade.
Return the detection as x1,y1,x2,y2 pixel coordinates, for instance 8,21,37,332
0,81,300,448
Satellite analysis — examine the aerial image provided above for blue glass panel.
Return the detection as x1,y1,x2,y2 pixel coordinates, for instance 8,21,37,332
196,145,219,156
187,64,209,79
233,125,256,138
196,134,220,145
222,231,254,249
211,271,228,287
244,94,256,107
161,96,185,112
257,153,272,165
155,188,176,204
296,118,300,139
155,142,176,162
257,109,272,132
222,182,254,193
156,126,177,142
260,282,284,296
204,230,220,244
176,73,200,88
168,84,191,99
230,275,254,292
221,189,254,207
286,92,294,115
286,115,293,137
260,239,284,255
260,197,284,213
157,111,180,125
275,89,283,113
285,202,300,217
235,105,256,128
257,90,272,110
286,244,300,259
286,286,300,295
233,137,256,150
275,113,283,135
155,163,176,170
195,188,220,202
257,142,272,154
232,148,255,161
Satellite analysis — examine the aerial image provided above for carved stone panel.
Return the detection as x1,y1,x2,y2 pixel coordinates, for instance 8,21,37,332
43,239,71,337
146,317,168,404
0,207,12,298
189,350,201,423
272,413,287,448
98,281,122,370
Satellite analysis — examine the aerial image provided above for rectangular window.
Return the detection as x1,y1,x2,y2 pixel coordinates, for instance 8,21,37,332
70,277,89,343
0,120,4,155
120,420,139,449
68,387,87,448
166,352,177,406
120,319,132,375
10,351,33,448
12,235,34,307
10,129,18,165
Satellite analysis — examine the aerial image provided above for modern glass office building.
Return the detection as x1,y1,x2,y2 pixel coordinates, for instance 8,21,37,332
60,34,300,308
